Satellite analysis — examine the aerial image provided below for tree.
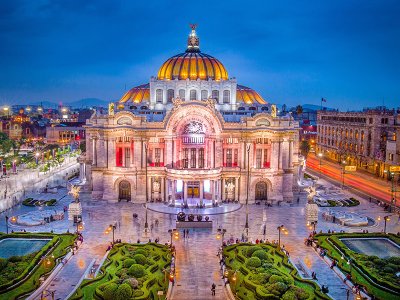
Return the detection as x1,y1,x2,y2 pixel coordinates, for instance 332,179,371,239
299,140,311,158
295,105,303,115
0,132,15,156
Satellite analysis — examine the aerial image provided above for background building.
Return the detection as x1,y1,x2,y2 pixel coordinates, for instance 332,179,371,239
317,108,398,178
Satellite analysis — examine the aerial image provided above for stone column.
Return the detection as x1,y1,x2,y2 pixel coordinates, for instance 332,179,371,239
289,140,293,168
109,138,116,167
92,138,97,166
211,180,215,204
161,177,165,202
183,180,188,207
133,138,141,168
271,140,278,170
222,177,226,201
199,180,204,206
235,177,239,202
79,162,84,181
215,138,223,168
171,180,176,206
278,140,283,170
165,138,173,168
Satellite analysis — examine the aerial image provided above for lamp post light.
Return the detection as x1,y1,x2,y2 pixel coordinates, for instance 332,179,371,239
384,170,396,212
5,216,8,234
35,152,40,166
318,152,323,176
244,143,251,241
347,259,353,279
217,228,227,246
378,215,391,234
144,142,149,236
76,221,83,234
105,223,117,244
308,221,317,233
277,225,288,248
168,228,179,247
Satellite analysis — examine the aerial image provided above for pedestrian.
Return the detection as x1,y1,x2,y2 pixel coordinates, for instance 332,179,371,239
211,283,216,296
297,197,300,203
183,229,186,239
187,229,189,238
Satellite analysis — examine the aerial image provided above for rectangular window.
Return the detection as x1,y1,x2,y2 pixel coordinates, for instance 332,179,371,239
223,90,230,103
263,149,269,168
183,149,189,168
234,149,238,166
148,148,153,166
155,148,161,167
199,148,204,168
179,89,185,100
116,147,123,167
190,148,196,168
125,148,130,167
226,149,232,167
256,149,262,168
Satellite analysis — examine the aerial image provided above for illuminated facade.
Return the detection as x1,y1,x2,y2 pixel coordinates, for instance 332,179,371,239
84,27,300,205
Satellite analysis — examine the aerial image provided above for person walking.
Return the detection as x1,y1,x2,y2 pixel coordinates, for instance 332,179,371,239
211,283,216,296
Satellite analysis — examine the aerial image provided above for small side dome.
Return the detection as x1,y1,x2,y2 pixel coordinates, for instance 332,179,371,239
236,85,266,104
119,83,150,103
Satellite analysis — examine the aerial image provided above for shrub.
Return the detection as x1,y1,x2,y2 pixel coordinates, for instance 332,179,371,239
123,258,136,268
282,290,297,300
132,290,144,297
269,282,288,295
269,274,284,284
0,258,8,271
246,246,262,257
128,264,146,278
46,199,57,206
133,254,148,265
246,257,261,268
133,249,147,256
8,256,23,263
103,282,118,300
250,272,271,284
252,250,269,261
124,277,139,289
115,283,132,300
292,286,310,300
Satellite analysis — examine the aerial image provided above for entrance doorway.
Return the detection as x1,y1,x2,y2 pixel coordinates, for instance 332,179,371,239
187,181,199,198
118,180,131,201
255,181,267,201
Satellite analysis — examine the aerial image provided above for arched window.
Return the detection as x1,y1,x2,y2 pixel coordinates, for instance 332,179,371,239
212,90,219,101
179,89,185,99
156,89,163,103
167,89,174,102
223,90,230,103
190,89,197,100
201,90,208,100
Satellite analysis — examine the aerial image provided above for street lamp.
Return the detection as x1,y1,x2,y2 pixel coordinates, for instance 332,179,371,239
35,152,40,165
76,221,83,234
5,216,8,234
341,160,346,189
244,143,251,240
217,228,227,246
377,215,391,234
347,259,353,280
105,223,117,244
277,225,288,248
168,228,179,247
384,170,397,212
318,152,323,176
307,221,317,233
144,142,149,236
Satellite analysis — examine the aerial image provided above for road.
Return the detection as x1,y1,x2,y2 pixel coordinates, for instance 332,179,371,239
306,154,396,204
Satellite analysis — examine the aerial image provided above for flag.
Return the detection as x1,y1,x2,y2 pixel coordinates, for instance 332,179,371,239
321,98,327,103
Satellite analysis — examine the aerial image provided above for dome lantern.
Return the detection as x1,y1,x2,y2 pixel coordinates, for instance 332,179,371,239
186,24,200,53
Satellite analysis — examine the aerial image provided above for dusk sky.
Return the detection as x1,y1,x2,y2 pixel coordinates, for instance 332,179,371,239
0,0,399,110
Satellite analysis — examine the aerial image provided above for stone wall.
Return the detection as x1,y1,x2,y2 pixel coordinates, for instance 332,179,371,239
0,159,79,213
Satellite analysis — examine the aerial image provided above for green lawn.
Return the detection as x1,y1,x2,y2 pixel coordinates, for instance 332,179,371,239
223,243,330,300
0,232,76,300
69,243,172,300
314,233,400,300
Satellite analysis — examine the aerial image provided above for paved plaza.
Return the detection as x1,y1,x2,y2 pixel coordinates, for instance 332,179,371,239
1,176,399,300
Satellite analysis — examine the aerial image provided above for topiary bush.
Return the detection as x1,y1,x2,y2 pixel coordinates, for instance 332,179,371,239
133,249,147,256
123,258,136,268
103,282,118,300
128,264,146,278
123,277,139,289
246,257,261,268
246,246,262,257
269,274,284,284
252,249,269,261
133,254,148,265
115,283,132,300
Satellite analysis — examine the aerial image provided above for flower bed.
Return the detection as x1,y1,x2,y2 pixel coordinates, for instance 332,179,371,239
223,243,330,300
0,232,76,299
314,233,400,300
69,243,172,300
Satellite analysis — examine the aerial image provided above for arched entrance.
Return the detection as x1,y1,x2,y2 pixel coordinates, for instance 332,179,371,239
255,181,268,201
118,180,131,202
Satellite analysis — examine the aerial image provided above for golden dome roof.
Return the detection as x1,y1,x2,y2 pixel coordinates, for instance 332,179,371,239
119,83,150,103
236,85,266,104
157,25,228,81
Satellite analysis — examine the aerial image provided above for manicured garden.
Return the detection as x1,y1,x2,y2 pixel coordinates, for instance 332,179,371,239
326,197,360,207
223,243,330,300
22,197,57,206
0,232,76,300
314,233,400,300
69,243,172,300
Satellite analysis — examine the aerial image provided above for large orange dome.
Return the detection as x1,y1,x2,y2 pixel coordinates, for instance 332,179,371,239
157,25,228,81
157,52,228,81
